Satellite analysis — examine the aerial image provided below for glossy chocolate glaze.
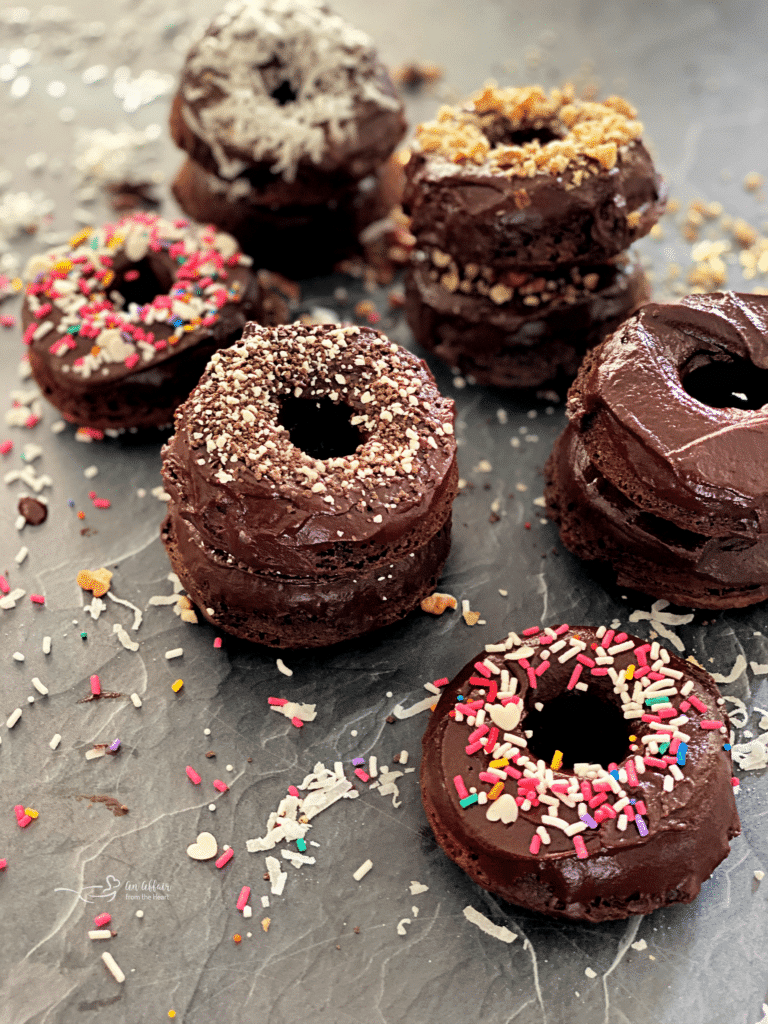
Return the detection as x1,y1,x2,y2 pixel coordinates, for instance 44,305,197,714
566,293,768,536
405,259,649,389
160,324,459,647
545,425,768,608
421,626,740,922
403,141,666,273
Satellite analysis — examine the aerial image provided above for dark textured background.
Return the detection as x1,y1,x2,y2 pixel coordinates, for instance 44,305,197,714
0,2,767,1022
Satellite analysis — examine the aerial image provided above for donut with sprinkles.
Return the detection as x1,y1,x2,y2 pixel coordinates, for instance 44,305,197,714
160,322,459,648
421,623,740,921
21,213,289,431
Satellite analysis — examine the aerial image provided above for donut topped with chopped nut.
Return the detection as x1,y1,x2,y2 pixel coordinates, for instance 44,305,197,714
403,83,667,272
163,322,458,575
170,0,406,195
21,213,285,431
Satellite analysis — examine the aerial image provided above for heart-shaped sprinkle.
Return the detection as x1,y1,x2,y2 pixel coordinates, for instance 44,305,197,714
186,831,218,861
485,793,518,825
488,701,522,733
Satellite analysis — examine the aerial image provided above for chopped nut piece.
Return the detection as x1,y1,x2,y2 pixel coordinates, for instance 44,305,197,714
420,592,458,615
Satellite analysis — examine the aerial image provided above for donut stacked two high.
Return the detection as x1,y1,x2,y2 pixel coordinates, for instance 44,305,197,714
403,85,667,389
170,0,407,278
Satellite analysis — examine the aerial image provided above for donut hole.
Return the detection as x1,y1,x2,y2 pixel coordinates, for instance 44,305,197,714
270,79,298,106
483,117,563,149
110,257,174,310
681,354,768,411
524,692,630,770
278,395,363,460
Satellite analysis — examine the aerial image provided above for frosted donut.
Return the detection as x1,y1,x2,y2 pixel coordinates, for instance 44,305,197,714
160,322,459,648
21,214,288,432
421,623,740,922
403,84,666,273
170,0,407,196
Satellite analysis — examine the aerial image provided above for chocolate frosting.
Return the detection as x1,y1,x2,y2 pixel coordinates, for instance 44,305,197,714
566,293,768,536
421,625,740,921
403,141,666,272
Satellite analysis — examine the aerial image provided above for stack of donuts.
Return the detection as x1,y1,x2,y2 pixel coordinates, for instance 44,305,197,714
403,84,667,389
169,0,407,277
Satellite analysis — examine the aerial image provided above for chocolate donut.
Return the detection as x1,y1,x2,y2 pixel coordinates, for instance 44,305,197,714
545,293,768,608
421,623,740,922
169,0,407,275
160,323,459,648
403,85,666,273
22,214,288,431
171,0,406,190
406,255,650,389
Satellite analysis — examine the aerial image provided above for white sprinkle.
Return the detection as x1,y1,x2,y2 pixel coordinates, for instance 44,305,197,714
165,648,183,660
630,938,647,951
243,905,252,919
15,546,28,565
49,733,61,750
88,930,113,940
260,895,270,908
208,804,216,812
12,652,25,662
409,881,429,895
51,420,66,433
42,636,52,654
6,708,22,728
585,967,597,979
86,747,106,760
462,905,517,943
31,677,48,695
84,465,99,479
101,951,125,984
353,859,373,881
130,693,142,708
276,658,293,677
204,728,211,736
135,910,144,919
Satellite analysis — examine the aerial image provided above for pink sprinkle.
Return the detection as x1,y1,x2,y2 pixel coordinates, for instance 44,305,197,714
123,269,140,281
576,654,595,667
486,679,498,703
644,756,667,769
473,661,491,678
593,806,607,824
534,660,550,676
732,777,740,788
567,663,583,690
468,724,489,745
580,781,593,801
483,727,499,754
521,627,540,636
215,849,234,869
588,792,607,809
635,800,647,816
573,835,588,859
236,886,251,912
124,353,139,370
554,623,569,635
700,720,724,730
213,779,229,793
590,667,609,676
500,695,520,706
92,498,111,509
646,671,665,681
354,768,370,783
625,761,639,787
592,779,613,792
0,859,6,870
287,785,300,798
504,765,522,779
529,834,542,855
90,674,101,696
14,805,25,821
29,594,45,604
0,441,12,455
614,632,628,644
433,677,449,688
94,912,111,927
18,814,32,828
550,781,570,793
679,700,691,712
669,738,681,755
0,314,16,327
0,576,9,594
453,775,469,800
185,766,201,785
657,707,677,719
25,414,40,429
688,695,708,714
539,634,554,646
465,740,484,755
634,643,651,665
599,803,617,819
479,772,500,784
625,804,636,821
633,665,650,678
213,637,222,648
290,716,304,729
526,667,537,690
602,629,615,649
267,697,288,706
